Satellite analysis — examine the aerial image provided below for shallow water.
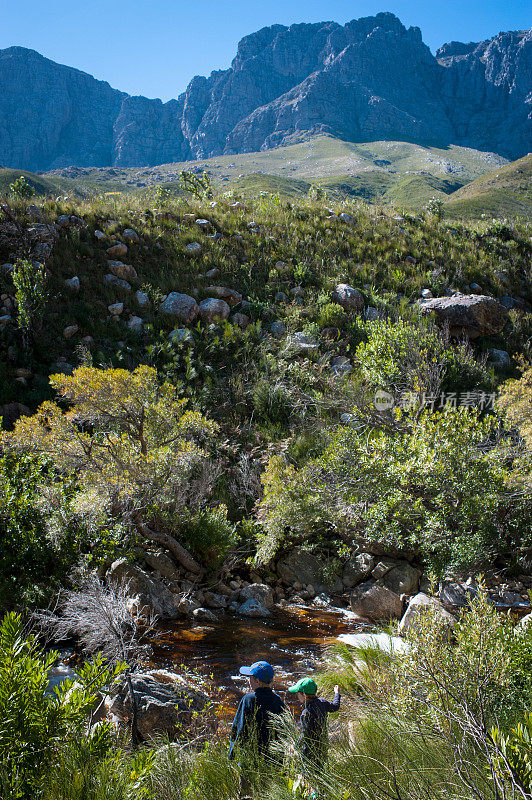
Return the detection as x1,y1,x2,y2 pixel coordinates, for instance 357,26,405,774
151,604,364,713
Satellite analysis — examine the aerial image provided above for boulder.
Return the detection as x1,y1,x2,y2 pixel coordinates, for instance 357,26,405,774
350,581,403,621
232,312,250,328
107,558,180,620
160,293,199,324
63,324,79,339
104,274,131,291
276,549,324,586
122,228,139,242
107,670,207,739
313,592,333,608
270,321,286,337
108,303,123,316
65,276,80,292
338,632,409,654
419,295,508,338
342,553,374,589
237,597,271,617
108,261,138,282
192,607,218,622
198,298,230,322
106,243,128,259
127,316,143,333
143,550,181,582
287,332,318,352
398,592,455,635
332,284,364,314
136,290,150,309
488,349,511,368
168,328,194,345
204,591,228,609
204,286,243,306
240,583,274,609
382,563,421,595
186,242,202,254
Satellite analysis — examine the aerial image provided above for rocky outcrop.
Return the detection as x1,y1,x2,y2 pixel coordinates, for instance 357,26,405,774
398,592,455,634
350,581,403,620
419,294,509,338
1,16,530,170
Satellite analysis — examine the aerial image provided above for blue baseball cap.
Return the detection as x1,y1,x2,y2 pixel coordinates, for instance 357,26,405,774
239,661,274,683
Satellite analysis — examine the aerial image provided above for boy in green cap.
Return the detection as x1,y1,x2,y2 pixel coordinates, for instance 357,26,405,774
288,677,341,768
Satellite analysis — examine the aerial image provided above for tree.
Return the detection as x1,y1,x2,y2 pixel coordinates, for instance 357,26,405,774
3,365,219,573
258,407,530,573
12,258,48,348
179,169,213,200
9,175,35,201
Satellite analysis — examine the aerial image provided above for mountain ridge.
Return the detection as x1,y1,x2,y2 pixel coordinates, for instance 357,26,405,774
0,13,530,171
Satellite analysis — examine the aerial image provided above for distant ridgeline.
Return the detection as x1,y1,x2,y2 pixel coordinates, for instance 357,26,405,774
0,13,530,171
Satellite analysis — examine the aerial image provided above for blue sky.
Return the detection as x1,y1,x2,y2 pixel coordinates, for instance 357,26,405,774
2,0,530,101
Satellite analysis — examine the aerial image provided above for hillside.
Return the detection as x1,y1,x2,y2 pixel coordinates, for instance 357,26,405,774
0,14,530,170
444,154,532,221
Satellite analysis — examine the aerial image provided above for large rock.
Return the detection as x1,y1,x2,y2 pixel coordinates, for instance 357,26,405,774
143,550,181,583
350,581,403,621
204,286,243,306
419,295,508,338
198,298,230,322
276,549,324,586
107,670,207,739
382,563,421,595
342,553,374,589
240,583,274,609
331,284,364,314
237,597,271,618
160,293,199,324
107,558,180,620
398,592,455,635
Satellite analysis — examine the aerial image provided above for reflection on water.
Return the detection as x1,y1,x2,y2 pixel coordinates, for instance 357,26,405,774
151,605,364,713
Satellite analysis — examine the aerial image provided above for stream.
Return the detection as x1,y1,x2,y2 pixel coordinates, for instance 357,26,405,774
151,604,365,714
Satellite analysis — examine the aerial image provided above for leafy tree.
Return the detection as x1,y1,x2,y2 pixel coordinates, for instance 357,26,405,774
0,612,124,799
179,169,213,200
9,175,35,200
498,366,532,483
3,366,221,572
258,407,530,572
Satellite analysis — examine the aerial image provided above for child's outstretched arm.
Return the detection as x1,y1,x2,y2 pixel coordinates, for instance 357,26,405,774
322,685,341,712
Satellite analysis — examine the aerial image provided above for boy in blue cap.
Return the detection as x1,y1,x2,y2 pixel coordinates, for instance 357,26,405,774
229,661,286,762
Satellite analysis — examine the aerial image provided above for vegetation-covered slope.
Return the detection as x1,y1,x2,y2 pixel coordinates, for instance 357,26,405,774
445,154,532,221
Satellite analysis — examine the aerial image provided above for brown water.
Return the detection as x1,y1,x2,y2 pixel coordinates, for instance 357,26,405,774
152,605,364,714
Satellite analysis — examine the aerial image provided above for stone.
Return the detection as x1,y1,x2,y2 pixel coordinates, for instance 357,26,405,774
313,592,332,608
204,591,228,609
338,632,409,654
382,563,421,595
107,558,180,620
339,213,355,224
168,328,194,345
237,597,271,617
274,292,288,303
108,302,123,316
290,286,305,298
106,243,128,258
330,355,352,377
160,293,199,324
192,607,218,622
136,290,150,309
122,228,139,242
398,592,455,634
103,274,131,291
232,312,250,328
421,289,433,299
277,548,324,586
205,268,220,279
108,261,138,282
127,315,143,333
287,332,318,352
488,349,511,368
94,230,106,240
364,307,380,321
65,276,80,291
342,553,374,589
63,324,79,339
107,670,207,738
195,218,211,229
240,583,274,609
186,242,202,254
57,215,70,227
332,284,364,314
144,550,181,582
270,321,286,337
419,295,508,338
350,581,403,620
204,286,243,306
198,298,230,322
439,582,470,607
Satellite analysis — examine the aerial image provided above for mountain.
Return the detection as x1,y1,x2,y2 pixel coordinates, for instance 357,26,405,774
0,14,530,171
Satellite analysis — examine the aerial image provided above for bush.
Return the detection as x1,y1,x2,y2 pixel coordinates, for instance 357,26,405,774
159,505,236,568
259,407,531,573
0,612,125,799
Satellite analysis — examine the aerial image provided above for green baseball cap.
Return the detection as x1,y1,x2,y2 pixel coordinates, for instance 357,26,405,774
288,677,318,695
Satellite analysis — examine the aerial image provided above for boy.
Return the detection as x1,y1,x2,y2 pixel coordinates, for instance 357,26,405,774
288,677,341,768
229,660,286,761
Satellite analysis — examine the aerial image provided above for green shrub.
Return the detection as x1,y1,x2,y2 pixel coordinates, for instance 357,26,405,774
9,176,35,200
